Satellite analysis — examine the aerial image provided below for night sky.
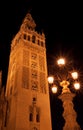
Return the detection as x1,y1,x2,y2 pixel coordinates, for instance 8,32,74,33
0,0,83,130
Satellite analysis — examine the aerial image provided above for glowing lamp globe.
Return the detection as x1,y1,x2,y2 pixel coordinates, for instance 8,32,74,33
74,82,80,90
51,85,57,93
57,58,65,66
71,72,78,80
48,76,54,84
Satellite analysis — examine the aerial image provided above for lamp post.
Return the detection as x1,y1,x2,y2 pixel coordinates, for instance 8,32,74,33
48,57,81,130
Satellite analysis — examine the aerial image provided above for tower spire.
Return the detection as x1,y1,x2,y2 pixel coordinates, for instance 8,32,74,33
21,12,36,31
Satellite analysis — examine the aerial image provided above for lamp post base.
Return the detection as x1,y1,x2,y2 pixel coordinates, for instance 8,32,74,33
59,92,81,130
63,124,81,130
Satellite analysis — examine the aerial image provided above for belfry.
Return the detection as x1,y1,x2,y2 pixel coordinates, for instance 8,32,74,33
4,13,52,130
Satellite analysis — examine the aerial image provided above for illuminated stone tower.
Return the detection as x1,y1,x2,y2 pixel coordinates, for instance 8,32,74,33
5,13,52,130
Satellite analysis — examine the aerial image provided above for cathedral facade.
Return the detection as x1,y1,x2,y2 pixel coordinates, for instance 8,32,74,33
0,13,52,130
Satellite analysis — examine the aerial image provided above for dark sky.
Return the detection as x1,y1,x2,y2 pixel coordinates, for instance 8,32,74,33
0,0,83,130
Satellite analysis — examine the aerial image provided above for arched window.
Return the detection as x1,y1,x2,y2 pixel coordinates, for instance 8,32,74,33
38,40,40,45
36,114,40,122
41,41,43,47
32,35,36,43
28,35,30,41
36,107,40,122
29,113,33,121
24,34,26,39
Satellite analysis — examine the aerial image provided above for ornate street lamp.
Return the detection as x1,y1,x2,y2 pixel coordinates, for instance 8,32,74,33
48,57,81,130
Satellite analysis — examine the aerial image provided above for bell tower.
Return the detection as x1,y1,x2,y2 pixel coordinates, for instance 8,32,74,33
5,13,52,130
